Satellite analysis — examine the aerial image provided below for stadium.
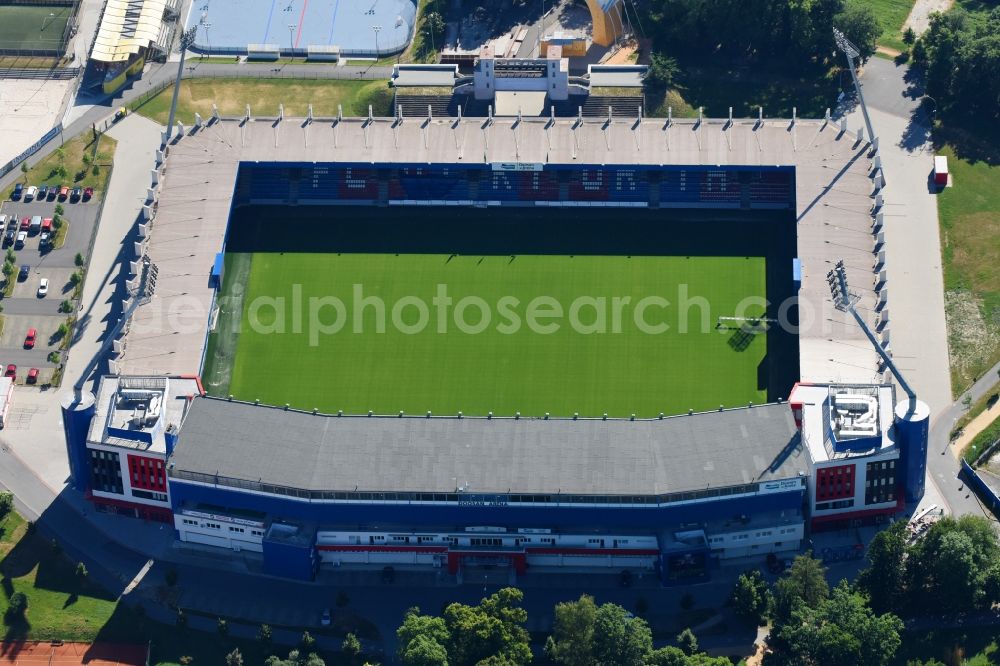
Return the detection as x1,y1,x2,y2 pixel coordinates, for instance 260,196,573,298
0,0,79,56
61,95,930,582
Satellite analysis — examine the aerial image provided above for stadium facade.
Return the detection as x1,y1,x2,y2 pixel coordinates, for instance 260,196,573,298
60,108,929,582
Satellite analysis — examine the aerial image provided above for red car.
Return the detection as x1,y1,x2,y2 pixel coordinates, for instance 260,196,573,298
19,217,29,231
83,187,93,201
24,328,36,349
58,186,69,201
26,368,38,384
4,364,15,378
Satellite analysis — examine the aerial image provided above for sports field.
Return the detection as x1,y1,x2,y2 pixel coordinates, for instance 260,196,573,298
206,206,776,417
0,4,72,52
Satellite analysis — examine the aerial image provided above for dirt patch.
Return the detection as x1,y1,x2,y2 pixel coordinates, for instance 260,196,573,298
904,0,955,36
945,289,1000,390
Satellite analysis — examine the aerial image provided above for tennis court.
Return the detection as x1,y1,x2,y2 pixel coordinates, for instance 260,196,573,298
0,642,146,666
0,3,73,53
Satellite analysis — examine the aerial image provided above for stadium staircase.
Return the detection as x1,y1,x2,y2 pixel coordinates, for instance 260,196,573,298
0,66,79,80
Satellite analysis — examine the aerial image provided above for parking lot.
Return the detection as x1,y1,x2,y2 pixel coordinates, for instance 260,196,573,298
0,188,101,385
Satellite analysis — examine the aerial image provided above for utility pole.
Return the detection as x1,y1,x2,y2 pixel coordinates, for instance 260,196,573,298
833,27,876,147
164,26,198,144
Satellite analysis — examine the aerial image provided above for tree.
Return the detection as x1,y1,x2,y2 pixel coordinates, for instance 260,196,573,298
646,647,687,666
5,591,28,623
20,163,28,182
0,491,12,516
646,53,679,90
772,552,829,623
75,562,88,579
400,634,449,666
905,515,1000,612
731,569,772,625
835,3,882,61
443,588,531,666
776,580,902,666
70,271,83,286
74,253,85,267
903,26,917,45
5,249,14,264
676,628,698,656
300,631,316,653
55,148,65,163
217,617,228,636
592,602,652,666
342,633,361,664
2,262,13,279
54,204,64,216
224,650,243,666
545,594,597,666
423,12,445,50
258,623,272,644
856,520,907,613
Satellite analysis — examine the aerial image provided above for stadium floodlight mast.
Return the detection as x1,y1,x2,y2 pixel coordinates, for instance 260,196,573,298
827,260,917,411
164,26,199,144
833,27,876,147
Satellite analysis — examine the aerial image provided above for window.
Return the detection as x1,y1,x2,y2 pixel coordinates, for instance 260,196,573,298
251,530,264,537
89,449,124,495
865,459,899,505
182,518,198,526
229,526,244,533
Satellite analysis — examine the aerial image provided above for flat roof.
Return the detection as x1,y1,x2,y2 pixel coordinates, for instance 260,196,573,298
169,397,808,496
88,375,201,453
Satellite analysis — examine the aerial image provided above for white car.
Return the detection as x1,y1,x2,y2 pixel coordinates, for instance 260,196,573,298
37,277,48,297
24,186,37,202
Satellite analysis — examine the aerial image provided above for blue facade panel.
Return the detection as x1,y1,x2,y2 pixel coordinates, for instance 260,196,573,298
170,480,804,531
62,398,96,492
897,412,929,503
262,538,316,581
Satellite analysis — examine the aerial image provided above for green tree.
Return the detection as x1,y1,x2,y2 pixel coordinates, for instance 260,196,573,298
5,249,14,264
592,602,652,666
645,647,687,666
55,148,65,163
905,515,1000,612
258,623,272,644
856,520,907,613
217,617,228,636
835,3,882,61
342,633,361,664
300,631,316,653
776,580,902,666
443,588,531,666
20,163,28,182
54,204,64,216
676,628,698,656
75,253,85,267
646,53,679,90
2,262,13,279
5,591,28,623
903,26,917,45
545,594,597,666
398,607,450,662
75,562,88,579
423,12,445,48
772,552,829,622
731,569,772,625
400,634,449,666
224,649,243,666
0,491,12,516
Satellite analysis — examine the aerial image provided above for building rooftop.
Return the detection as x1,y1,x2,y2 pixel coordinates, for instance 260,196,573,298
88,375,201,453
169,397,808,497
790,382,898,462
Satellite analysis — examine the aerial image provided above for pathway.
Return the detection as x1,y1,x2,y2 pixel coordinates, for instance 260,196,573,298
951,388,1000,459
904,0,954,36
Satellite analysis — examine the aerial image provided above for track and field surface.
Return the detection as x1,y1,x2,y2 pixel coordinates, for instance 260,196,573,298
206,207,789,418
0,5,71,51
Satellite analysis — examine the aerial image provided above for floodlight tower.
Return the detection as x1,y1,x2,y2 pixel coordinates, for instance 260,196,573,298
833,27,876,148
164,26,199,144
827,260,929,502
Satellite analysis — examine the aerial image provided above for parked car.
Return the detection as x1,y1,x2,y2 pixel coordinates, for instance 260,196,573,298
70,187,82,202
19,217,29,231
24,186,37,202
4,217,14,231
26,368,38,385
37,185,48,200
14,232,26,249
4,365,15,379
41,218,52,233
3,231,15,248
47,186,58,201
320,609,331,627
37,277,48,297
83,187,94,201
24,328,36,349
39,231,50,247
29,215,41,235
114,107,128,122
12,183,23,200
58,186,69,201
17,265,29,281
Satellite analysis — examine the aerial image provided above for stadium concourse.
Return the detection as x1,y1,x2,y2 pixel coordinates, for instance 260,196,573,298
58,109,929,582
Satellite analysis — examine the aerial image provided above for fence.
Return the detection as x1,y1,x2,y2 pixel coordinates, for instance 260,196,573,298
960,459,1000,520
0,123,62,179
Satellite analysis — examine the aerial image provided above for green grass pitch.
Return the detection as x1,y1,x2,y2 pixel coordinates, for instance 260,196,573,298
210,251,768,417
0,5,71,51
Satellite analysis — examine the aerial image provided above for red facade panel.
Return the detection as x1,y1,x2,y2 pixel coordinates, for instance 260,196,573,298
127,454,167,492
815,463,855,501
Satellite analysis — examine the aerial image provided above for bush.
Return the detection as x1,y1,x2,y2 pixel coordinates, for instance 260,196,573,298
903,26,916,45
4,250,14,264
178,657,193,666
0,491,12,517
69,271,82,286
258,623,272,643
74,252,84,267
2,262,13,278
59,300,73,313
75,562,88,579
54,204,64,216
217,617,228,636
47,351,61,364
300,631,316,652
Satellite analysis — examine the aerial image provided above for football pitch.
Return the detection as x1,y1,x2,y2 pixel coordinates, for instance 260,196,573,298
0,4,72,51
206,236,772,417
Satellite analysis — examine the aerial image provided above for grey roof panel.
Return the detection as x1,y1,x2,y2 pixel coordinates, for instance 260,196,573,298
171,398,808,496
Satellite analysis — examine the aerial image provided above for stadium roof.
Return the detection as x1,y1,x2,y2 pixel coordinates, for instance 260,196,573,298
169,397,808,496
91,0,166,63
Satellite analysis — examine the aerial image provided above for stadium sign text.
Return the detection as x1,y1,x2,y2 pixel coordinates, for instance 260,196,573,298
491,162,544,172
457,494,509,507
757,479,803,494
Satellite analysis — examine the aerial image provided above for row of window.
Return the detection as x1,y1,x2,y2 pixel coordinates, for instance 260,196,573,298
181,518,264,537
815,499,855,511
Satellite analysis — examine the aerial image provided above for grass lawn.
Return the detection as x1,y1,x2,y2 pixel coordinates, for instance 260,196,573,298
866,0,917,52
131,79,393,125
936,144,1000,394
1,132,116,201
0,509,119,642
212,249,768,418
